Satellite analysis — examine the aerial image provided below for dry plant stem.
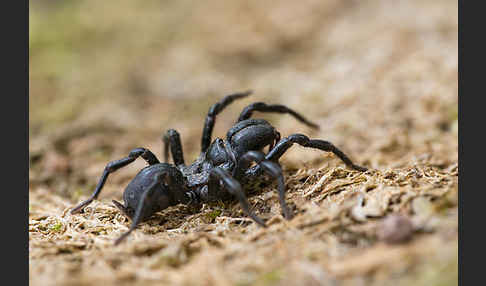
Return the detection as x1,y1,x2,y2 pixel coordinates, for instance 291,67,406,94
304,169,333,197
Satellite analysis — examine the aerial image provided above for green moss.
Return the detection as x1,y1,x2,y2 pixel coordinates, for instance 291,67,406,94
257,270,283,285
50,221,63,232
448,105,458,122
205,209,222,221
235,270,283,286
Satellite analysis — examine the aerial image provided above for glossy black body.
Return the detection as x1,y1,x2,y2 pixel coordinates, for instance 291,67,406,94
70,91,367,244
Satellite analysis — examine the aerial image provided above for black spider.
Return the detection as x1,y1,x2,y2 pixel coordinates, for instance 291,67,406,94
70,91,367,245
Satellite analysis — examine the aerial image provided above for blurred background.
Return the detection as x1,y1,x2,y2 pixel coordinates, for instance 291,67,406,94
29,0,458,285
30,0,457,198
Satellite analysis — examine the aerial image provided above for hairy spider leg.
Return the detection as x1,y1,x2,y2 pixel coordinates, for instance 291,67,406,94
266,134,367,172
234,151,292,219
209,167,266,227
237,102,320,129
201,90,253,153
162,129,185,166
114,172,168,245
70,147,160,214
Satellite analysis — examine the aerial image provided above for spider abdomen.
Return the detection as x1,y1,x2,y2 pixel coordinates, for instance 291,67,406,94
227,119,278,159
122,163,185,220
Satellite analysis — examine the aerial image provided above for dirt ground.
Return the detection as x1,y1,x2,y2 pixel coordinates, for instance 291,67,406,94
29,1,458,285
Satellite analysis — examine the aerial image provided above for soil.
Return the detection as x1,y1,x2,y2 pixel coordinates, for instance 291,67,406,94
29,1,458,285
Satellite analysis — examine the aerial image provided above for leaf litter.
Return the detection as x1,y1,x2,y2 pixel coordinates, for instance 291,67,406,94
29,0,457,285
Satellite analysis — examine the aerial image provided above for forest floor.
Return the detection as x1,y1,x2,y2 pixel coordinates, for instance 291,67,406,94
29,1,458,285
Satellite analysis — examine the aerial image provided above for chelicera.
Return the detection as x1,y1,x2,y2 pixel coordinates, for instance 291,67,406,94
70,91,367,244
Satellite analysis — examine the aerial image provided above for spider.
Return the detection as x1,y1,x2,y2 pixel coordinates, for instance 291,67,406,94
70,91,367,245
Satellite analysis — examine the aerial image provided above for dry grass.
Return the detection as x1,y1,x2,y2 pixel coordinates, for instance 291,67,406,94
29,0,458,285
29,162,458,286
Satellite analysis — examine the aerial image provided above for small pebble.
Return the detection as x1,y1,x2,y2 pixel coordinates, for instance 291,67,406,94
377,214,414,244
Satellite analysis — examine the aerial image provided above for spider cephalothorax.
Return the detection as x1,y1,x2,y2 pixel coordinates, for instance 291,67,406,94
71,91,367,244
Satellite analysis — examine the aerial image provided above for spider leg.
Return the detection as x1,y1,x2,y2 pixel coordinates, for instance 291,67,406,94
235,151,292,220
201,90,253,153
237,102,320,129
162,129,185,166
114,173,166,245
112,199,133,220
70,147,160,214
209,167,266,227
266,134,367,172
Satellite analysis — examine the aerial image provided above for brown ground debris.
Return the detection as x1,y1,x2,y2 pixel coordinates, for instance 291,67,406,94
30,1,458,285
